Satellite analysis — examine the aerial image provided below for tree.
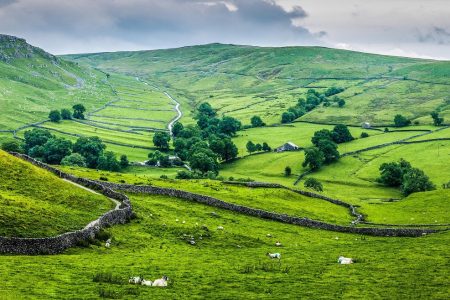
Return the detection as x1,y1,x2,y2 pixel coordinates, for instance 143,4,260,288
311,129,333,146
304,178,323,192
218,116,241,136
255,143,262,152
250,115,265,127
42,137,73,164
61,153,86,167
262,142,271,152
338,99,346,107
377,159,412,187
431,112,444,126
73,136,106,168
284,166,292,176
246,141,256,154
97,151,120,171
24,128,53,153
72,104,86,119
360,132,369,138
394,114,411,127
147,150,164,166
153,132,171,150
324,87,344,97
48,110,61,123
60,108,72,120
281,111,296,123
190,152,218,174
1,139,22,153
120,155,129,168
218,138,238,161
196,102,216,118
172,122,184,137
317,139,339,164
332,124,354,144
401,168,435,196
302,147,325,170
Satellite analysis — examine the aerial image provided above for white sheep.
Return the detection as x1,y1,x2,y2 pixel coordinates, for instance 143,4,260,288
267,252,281,259
275,241,282,247
129,277,142,284
141,279,153,286
152,276,169,287
266,234,272,238
337,256,353,264
217,226,224,230
105,238,111,248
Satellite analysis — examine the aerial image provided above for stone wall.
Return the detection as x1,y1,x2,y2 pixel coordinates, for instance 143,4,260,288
99,182,443,237
0,153,133,255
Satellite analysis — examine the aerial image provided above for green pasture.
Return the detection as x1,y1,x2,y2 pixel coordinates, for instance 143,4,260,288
0,150,113,237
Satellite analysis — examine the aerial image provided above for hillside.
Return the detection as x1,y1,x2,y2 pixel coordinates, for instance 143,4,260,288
0,150,113,237
0,34,114,131
65,44,450,126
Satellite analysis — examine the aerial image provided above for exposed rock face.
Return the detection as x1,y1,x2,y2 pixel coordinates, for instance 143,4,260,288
0,34,58,63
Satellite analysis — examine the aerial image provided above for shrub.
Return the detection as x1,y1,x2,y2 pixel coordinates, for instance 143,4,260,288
99,176,109,181
250,115,265,127
1,139,23,153
48,110,61,122
338,99,346,107
61,153,87,167
119,155,129,168
394,114,411,127
60,108,72,120
401,168,435,196
360,132,369,138
304,178,323,192
160,175,168,179
284,166,292,176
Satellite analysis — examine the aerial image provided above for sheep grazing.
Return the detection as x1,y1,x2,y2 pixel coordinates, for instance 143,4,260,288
275,241,282,247
105,239,111,248
141,279,153,286
338,256,353,264
266,234,272,238
189,240,196,245
152,276,169,287
267,252,281,259
217,226,224,230
129,277,142,284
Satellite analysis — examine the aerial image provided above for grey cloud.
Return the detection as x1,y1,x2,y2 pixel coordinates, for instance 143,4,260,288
0,0,317,54
417,27,450,45
0,0,15,8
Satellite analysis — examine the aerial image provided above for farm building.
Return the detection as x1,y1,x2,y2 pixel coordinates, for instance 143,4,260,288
362,122,371,129
275,142,300,152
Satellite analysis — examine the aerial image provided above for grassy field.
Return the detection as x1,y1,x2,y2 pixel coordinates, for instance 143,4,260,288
1,191,448,299
0,151,113,237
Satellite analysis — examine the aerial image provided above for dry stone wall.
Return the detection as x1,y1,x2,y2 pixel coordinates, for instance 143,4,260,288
0,153,133,255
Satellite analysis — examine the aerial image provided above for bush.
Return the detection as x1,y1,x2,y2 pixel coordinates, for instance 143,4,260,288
61,153,87,167
48,110,61,122
1,139,23,153
284,166,292,176
394,114,411,127
60,108,72,120
99,176,109,181
401,168,435,196
304,178,323,192
160,175,168,179
360,132,369,138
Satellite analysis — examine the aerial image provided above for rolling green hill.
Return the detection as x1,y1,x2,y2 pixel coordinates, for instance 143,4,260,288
0,150,113,237
65,44,450,126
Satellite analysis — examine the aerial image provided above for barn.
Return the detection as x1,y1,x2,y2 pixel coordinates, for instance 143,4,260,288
275,142,300,152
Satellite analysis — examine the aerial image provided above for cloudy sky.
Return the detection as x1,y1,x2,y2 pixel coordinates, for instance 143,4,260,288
0,0,449,59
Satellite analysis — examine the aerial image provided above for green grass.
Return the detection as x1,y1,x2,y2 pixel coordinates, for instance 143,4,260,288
0,191,448,299
0,151,113,237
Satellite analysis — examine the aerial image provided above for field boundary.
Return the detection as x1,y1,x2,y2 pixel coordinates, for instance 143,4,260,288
98,181,445,237
0,153,134,255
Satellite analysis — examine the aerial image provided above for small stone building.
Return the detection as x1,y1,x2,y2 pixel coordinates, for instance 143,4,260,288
275,142,300,152
362,122,371,129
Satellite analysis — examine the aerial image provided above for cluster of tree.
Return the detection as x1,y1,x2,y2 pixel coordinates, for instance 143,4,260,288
246,141,271,154
393,114,411,127
431,111,444,126
4,128,128,171
48,104,86,123
377,159,435,196
154,102,241,176
281,88,346,124
302,125,353,171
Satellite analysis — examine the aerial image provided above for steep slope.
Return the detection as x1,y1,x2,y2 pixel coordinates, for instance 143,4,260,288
0,150,113,238
66,44,450,126
0,34,114,131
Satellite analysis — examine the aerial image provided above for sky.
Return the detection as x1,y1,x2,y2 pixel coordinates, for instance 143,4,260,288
0,0,449,59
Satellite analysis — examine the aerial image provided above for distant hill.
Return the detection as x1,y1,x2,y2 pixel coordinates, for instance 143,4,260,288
0,150,113,238
65,43,450,126
0,34,114,131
